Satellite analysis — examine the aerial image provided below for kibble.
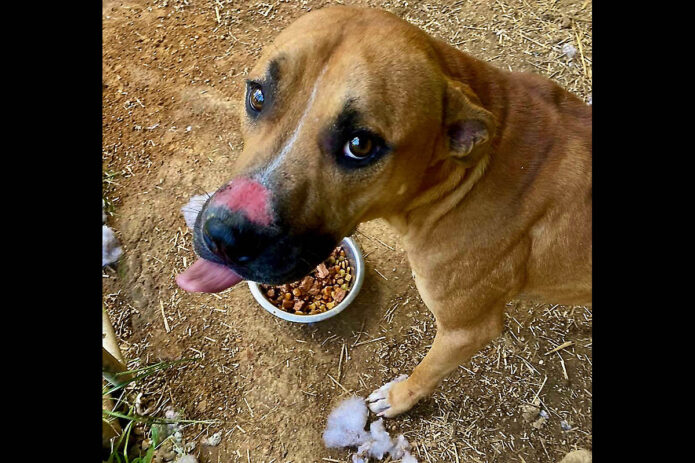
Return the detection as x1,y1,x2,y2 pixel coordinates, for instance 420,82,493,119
259,246,354,315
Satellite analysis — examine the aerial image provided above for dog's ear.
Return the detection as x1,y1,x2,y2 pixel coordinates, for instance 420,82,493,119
443,79,496,167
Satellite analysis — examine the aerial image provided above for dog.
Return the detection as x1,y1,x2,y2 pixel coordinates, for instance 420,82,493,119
176,6,591,418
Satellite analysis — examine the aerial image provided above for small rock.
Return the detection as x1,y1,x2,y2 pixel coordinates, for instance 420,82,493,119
539,409,549,419
559,449,592,463
175,456,198,463
561,420,572,431
202,431,222,447
562,43,577,59
532,415,547,429
521,403,540,422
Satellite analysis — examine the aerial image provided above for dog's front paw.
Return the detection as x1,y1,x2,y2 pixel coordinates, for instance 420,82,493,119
367,375,418,418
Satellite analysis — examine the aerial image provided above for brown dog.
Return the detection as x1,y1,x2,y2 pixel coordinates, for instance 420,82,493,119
176,6,591,418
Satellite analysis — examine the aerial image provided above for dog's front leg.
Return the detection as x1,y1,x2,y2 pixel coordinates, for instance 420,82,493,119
368,305,504,418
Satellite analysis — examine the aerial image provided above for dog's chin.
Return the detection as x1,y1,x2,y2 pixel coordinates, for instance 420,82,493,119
193,228,339,286
241,236,340,285
238,260,321,285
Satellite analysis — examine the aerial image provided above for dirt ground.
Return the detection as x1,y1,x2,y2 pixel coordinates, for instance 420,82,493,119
102,1,592,462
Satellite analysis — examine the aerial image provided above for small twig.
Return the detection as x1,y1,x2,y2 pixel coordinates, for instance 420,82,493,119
327,374,349,393
243,397,254,417
337,343,344,381
351,320,366,347
160,300,170,333
353,336,386,347
557,352,569,380
532,376,548,403
544,341,574,355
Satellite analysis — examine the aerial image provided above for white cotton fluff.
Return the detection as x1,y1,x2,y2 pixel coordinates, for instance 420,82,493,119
181,193,213,230
356,419,393,459
323,396,370,449
562,43,577,59
390,434,411,459
324,396,418,462
102,225,123,267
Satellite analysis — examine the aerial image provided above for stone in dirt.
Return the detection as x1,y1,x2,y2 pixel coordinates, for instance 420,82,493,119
559,449,592,463
202,431,222,446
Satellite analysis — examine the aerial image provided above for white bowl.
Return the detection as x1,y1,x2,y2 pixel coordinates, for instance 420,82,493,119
247,237,365,323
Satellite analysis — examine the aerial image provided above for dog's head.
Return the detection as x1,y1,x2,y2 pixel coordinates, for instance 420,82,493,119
176,7,495,292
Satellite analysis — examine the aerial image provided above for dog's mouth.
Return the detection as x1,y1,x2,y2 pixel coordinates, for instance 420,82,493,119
174,182,340,293
175,258,244,293
176,232,338,292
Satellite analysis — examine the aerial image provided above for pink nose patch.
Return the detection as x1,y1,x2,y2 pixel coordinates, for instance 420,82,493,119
212,178,273,226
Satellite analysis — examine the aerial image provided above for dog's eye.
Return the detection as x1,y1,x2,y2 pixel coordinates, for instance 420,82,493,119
344,133,375,159
247,84,265,113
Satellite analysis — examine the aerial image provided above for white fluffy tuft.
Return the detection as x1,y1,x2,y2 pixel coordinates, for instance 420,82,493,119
323,396,370,449
181,193,213,230
102,225,122,267
323,396,418,462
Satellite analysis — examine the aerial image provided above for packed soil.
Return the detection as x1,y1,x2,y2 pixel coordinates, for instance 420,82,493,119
102,0,592,462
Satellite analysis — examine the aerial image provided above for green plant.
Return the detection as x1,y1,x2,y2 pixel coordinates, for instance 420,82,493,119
102,358,215,463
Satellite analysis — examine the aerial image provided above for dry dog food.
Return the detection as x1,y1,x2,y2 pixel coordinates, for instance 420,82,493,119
259,246,353,315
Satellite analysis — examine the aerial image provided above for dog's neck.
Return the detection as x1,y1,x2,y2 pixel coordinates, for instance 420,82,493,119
385,44,510,239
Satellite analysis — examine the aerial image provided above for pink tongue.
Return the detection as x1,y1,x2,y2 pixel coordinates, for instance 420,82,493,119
176,258,243,293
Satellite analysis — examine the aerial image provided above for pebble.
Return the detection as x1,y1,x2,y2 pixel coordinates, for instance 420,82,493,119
174,456,198,463
520,403,540,422
532,415,547,429
559,449,592,463
202,431,222,447
561,420,572,431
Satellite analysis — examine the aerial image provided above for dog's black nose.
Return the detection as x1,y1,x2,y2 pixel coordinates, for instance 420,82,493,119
202,216,262,266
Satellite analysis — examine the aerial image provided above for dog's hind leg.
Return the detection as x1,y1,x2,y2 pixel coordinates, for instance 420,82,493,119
368,305,504,418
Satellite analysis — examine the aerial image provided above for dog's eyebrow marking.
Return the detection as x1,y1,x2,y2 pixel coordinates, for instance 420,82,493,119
268,58,281,82
259,67,327,184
